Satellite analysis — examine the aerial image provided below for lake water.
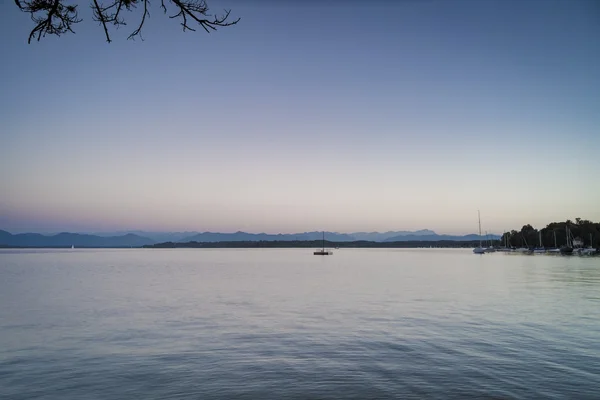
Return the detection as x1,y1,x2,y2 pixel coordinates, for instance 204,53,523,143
1,249,599,399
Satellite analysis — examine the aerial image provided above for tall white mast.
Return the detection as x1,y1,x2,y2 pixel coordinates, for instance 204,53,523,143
478,210,482,248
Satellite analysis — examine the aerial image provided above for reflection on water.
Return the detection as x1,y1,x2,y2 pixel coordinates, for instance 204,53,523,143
0,249,599,399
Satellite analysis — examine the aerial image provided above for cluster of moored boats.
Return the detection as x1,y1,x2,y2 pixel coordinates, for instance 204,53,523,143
475,246,598,256
472,212,598,256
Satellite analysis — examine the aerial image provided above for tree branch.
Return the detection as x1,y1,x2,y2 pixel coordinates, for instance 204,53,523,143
92,0,112,42
15,0,239,43
18,0,82,44
128,0,149,40
168,0,239,34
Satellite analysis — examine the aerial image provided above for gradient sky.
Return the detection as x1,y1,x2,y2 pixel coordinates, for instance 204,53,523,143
1,0,599,234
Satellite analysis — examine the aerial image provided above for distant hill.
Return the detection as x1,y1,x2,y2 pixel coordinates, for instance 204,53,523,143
350,230,436,241
0,231,155,248
384,233,500,242
0,230,13,243
90,231,199,243
97,230,439,243
145,239,482,249
0,229,501,248
179,230,493,243
87,230,439,243
181,231,356,243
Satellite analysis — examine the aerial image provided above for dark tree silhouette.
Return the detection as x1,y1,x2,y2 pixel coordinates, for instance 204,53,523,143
14,0,239,43
501,219,600,249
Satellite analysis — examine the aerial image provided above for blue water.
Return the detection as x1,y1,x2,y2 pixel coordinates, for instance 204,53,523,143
1,248,599,399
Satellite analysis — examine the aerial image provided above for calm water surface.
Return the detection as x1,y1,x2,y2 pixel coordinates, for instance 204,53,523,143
1,249,599,399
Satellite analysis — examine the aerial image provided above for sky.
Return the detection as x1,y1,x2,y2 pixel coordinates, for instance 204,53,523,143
1,0,599,235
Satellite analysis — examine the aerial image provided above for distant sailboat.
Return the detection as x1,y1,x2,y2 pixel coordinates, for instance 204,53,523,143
314,232,333,255
581,233,597,256
560,225,573,255
515,232,533,254
498,231,512,252
547,230,561,254
485,231,496,253
473,211,486,254
534,231,546,253
71,245,75,249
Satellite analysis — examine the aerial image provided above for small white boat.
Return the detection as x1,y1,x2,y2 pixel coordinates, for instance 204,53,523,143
516,247,533,254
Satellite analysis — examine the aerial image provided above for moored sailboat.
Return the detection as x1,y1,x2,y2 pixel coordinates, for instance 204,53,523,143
547,230,561,254
515,234,532,254
497,231,513,252
581,234,597,256
560,225,573,255
473,211,486,254
533,231,545,254
485,231,496,252
314,232,333,255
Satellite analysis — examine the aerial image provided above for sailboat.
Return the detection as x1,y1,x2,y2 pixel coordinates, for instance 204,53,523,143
314,232,333,255
498,231,512,252
547,230,561,254
473,211,486,254
485,231,496,253
516,234,533,254
581,233,597,256
560,225,573,255
534,231,546,253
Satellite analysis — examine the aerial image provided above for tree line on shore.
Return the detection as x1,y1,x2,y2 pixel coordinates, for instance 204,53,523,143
500,218,599,248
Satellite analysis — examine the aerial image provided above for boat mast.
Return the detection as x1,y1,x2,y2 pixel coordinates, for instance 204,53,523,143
554,230,557,248
478,210,482,248
539,231,542,248
322,231,325,251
